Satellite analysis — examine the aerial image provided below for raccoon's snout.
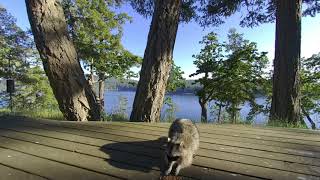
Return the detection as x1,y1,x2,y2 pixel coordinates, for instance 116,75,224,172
167,154,180,162
166,142,182,157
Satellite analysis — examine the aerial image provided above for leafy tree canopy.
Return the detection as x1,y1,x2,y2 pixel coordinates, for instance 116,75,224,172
0,6,58,111
191,28,269,122
202,0,320,27
124,0,243,25
125,0,319,27
0,6,35,81
301,53,320,117
62,0,141,79
166,63,186,92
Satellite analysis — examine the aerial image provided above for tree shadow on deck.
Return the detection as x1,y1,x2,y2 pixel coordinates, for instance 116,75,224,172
100,137,168,174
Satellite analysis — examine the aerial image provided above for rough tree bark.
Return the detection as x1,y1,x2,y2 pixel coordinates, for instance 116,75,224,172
229,105,237,124
26,0,100,121
270,0,302,124
199,99,208,123
217,103,222,123
130,0,181,122
98,72,105,112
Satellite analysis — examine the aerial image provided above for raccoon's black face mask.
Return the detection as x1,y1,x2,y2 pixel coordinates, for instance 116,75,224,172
167,143,180,161
166,141,182,161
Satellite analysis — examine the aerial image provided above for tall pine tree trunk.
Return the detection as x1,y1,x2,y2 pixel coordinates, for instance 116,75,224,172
26,0,100,121
130,0,181,122
98,72,105,112
270,0,302,124
217,103,222,123
199,100,208,123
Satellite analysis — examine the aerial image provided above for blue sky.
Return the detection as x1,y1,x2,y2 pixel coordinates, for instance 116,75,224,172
1,0,320,79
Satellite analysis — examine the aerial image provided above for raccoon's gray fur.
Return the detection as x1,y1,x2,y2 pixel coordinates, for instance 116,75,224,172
162,118,200,175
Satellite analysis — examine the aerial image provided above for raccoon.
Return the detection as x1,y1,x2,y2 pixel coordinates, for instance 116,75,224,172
162,118,200,176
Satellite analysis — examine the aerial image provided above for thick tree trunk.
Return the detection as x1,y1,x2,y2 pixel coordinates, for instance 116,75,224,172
270,0,302,124
98,73,105,112
130,0,181,122
200,101,208,123
217,103,222,123
229,104,239,124
231,108,236,124
26,0,100,121
88,60,95,90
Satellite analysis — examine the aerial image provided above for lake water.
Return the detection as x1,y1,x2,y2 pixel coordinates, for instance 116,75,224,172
104,91,267,124
104,90,319,129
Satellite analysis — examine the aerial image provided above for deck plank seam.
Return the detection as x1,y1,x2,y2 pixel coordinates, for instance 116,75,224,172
0,162,51,180
21,121,320,151
1,134,319,178
121,122,320,135
93,125,320,147
13,118,320,145
0,135,200,180
2,127,320,169
3,124,320,161
0,145,126,180
99,123,320,142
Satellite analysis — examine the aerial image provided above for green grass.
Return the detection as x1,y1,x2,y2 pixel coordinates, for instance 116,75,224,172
0,108,131,122
102,112,129,122
267,120,308,129
0,108,311,130
22,110,64,120
0,108,64,120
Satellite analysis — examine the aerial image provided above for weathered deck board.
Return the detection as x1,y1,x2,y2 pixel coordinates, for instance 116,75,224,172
0,163,47,180
0,116,319,180
22,118,320,150
0,129,259,180
118,122,320,143
0,147,117,180
123,121,320,135
17,118,320,159
5,119,320,164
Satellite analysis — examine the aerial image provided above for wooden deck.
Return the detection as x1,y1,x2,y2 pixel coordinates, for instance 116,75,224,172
0,116,319,180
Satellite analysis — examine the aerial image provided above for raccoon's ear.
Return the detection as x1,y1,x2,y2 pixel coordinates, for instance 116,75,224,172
167,137,171,142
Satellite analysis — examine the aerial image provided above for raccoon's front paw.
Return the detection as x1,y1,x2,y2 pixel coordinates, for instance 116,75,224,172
174,165,181,176
164,161,175,175
164,168,172,175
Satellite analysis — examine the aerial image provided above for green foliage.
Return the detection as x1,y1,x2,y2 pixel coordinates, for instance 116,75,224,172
190,31,224,103
209,102,227,123
0,6,59,114
127,0,266,26
127,0,197,22
267,120,308,129
161,63,186,122
13,66,59,111
261,53,320,126
62,0,141,80
0,7,34,81
200,0,319,27
166,63,186,92
191,29,268,123
303,0,320,17
162,97,178,122
301,53,320,118
129,0,317,27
